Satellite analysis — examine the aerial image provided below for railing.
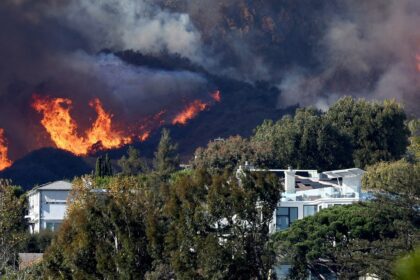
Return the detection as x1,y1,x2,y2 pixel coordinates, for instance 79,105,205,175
283,192,356,201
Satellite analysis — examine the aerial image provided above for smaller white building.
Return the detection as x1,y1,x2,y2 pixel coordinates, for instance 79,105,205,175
25,181,72,233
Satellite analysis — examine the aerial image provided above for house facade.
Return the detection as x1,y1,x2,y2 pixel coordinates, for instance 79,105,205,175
25,181,72,233
241,165,365,232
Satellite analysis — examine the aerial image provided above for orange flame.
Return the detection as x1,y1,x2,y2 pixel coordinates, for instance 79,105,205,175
137,110,166,142
32,95,131,155
87,98,131,149
416,54,420,72
211,90,221,102
0,128,12,171
172,100,208,125
32,90,222,155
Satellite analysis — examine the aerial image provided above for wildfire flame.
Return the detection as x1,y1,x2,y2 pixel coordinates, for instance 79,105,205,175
32,95,131,155
171,91,221,125
172,100,208,125
31,90,222,156
0,128,12,171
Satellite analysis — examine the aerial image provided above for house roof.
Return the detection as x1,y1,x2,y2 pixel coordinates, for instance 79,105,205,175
322,168,365,178
31,180,72,192
294,176,338,191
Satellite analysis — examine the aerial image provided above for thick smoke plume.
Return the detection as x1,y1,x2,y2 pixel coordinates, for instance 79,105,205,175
277,0,420,113
0,0,419,162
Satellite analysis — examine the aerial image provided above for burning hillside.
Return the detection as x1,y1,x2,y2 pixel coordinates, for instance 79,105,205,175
28,91,221,158
32,95,131,155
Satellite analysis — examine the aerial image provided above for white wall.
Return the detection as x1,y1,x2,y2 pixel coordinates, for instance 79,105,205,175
40,190,69,221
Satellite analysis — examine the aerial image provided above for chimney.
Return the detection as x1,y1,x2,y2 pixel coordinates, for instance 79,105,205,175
284,167,296,193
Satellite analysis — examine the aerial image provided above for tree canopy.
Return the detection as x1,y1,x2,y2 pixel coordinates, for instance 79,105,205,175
272,202,418,280
0,180,26,275
195,97,409,171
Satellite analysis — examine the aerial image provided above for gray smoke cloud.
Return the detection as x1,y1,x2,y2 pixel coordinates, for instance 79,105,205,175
277,0,420,114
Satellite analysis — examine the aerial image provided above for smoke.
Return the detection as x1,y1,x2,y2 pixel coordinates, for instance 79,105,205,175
54,0,208,64
277,0,420,114
0,0,212,159
0,0,419,160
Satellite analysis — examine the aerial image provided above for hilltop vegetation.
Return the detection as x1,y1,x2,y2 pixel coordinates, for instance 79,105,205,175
194,97,409,171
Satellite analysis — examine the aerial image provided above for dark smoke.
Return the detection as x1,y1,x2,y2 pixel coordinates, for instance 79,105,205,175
0,0,419,160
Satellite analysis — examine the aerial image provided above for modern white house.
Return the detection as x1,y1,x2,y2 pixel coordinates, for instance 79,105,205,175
239,164,367,280
25,180,72,233
240,164,365,233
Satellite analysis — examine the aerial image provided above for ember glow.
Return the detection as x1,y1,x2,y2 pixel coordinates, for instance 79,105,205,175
211,90,221,102
0,128,12,171
172,100,208,125
32,95,131,155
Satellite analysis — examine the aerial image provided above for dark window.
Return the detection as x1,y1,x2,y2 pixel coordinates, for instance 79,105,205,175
45,222,61,231
276,207,298,230
303,205,317,217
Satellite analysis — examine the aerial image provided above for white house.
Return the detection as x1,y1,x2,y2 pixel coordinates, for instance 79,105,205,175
25,181,72,233
240,165,365,233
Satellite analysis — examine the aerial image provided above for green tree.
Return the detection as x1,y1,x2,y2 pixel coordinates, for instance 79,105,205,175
44,176,152,279
164,169,281,279
252,108,351,170
0,180,26,275
407,119,420,161
95,154,113,177
272,202,418,280
153,129,179,178
362,159,420,210
326,97,409,168
395,247,420,280
118,146,148,176
193,136,256,171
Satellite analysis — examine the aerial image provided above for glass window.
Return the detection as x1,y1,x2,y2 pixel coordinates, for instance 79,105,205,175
45,222,61,231
290,208,298,222
46,222,54,231
276,207,298,230
278,207,289,215
303,205,317,217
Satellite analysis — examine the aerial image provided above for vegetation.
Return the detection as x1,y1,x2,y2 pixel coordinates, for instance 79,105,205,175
0,180,26,275
154,128,180,179
395,247,420,280
272,202,417,279
1,97,418,279
407,119,420,161
118,146,148,176
95,153,113,177
41,169,281,279
195,97,409,171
